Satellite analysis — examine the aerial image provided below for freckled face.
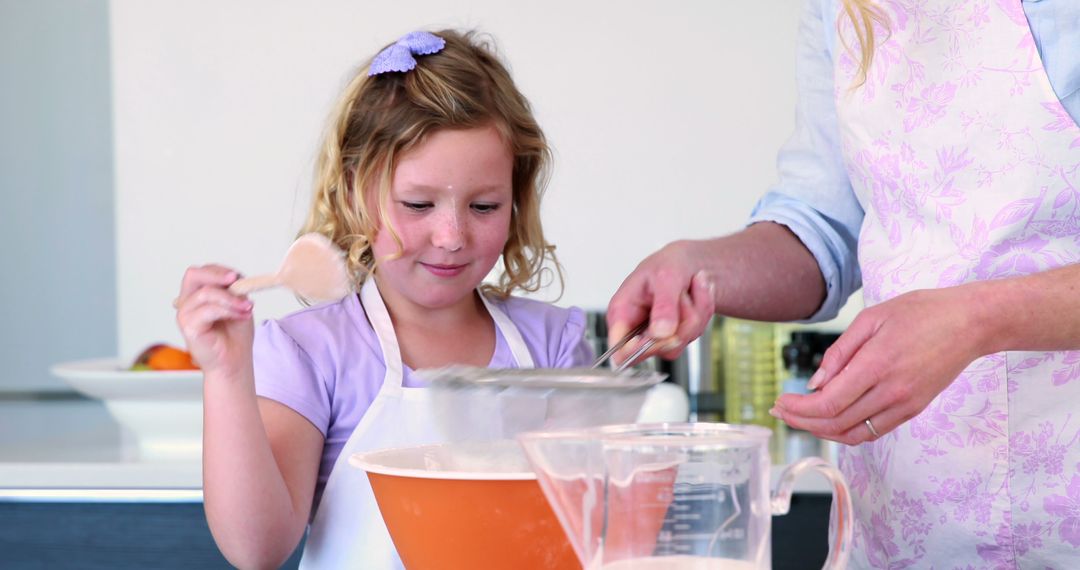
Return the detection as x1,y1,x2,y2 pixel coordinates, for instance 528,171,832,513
370,124,514,312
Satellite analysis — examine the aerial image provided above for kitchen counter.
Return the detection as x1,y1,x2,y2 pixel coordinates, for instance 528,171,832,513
0,395,836,500
0,396,201,502
0,395,239,568
0,395,833,569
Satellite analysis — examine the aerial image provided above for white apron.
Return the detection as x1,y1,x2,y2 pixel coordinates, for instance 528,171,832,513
298,278,535,569
834,0,1080,567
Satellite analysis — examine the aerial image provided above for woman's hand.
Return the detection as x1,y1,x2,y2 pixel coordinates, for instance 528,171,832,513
772,286,988,445
606,240,716,364
174,264,255,377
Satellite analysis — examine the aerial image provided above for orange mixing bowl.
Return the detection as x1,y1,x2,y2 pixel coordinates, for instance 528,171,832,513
351,442,580,570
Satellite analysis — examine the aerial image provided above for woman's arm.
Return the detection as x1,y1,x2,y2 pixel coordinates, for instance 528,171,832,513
607,221,826,360
774,263,1080,445
978,263,1080,353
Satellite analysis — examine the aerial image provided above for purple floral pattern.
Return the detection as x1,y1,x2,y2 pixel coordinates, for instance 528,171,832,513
833,0,1080,567
1044,472,1080,548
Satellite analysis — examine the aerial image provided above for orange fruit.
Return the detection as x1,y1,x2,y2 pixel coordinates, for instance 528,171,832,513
145,345,200,371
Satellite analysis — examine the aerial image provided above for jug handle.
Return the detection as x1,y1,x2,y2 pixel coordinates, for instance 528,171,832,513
771,457,853,570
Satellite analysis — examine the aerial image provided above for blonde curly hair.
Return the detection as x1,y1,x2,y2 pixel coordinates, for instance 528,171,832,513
839,0,890,87
299,29,561,299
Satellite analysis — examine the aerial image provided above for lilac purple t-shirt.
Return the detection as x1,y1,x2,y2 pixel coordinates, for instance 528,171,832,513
252,291,592,503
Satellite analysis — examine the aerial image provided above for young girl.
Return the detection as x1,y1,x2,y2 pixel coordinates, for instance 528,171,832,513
174,30,592,569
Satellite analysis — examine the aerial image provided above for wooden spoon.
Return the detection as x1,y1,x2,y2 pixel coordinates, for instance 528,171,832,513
229,233,353,302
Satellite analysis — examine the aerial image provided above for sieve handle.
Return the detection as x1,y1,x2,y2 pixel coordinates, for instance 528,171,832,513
591,322,649,369
612,337,659,372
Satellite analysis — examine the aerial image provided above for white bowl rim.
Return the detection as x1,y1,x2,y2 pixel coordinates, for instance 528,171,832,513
51,357,203,380
349,443,537,481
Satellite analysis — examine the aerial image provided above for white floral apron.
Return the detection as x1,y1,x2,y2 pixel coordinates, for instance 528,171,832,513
833,0,1080,567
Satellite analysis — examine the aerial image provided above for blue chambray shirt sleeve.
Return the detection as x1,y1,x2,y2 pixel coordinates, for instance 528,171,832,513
1024,0,1080,123
747,0,864,323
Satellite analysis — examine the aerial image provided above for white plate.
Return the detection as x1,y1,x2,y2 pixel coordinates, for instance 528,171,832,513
51,358,204,460
51,358,202,400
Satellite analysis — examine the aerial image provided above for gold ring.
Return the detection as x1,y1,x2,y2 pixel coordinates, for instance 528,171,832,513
865,418,881,439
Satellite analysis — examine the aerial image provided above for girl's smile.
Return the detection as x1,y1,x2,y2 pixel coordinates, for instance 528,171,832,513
419,262,468,278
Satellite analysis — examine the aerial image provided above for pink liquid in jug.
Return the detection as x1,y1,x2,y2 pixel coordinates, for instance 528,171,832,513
544,465,679,565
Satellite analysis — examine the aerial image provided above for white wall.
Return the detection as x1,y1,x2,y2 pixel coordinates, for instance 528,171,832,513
110,0,854,361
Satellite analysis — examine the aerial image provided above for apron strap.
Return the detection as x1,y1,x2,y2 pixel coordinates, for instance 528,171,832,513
360,278,404,394
480,292,535,368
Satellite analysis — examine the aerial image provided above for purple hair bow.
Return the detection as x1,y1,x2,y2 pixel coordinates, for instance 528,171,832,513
368,31,446,76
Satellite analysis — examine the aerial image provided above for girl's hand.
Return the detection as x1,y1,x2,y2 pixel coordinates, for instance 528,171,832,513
606,240,715,364
772,287,986,445
174,264,255,377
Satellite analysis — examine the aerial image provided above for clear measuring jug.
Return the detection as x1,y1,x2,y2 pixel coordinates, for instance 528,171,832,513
518,422,852,569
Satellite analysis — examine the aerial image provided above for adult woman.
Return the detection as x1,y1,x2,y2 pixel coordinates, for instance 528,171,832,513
608,0,1080,566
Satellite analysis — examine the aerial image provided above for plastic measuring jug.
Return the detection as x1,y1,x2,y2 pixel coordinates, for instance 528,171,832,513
518,422,852,569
